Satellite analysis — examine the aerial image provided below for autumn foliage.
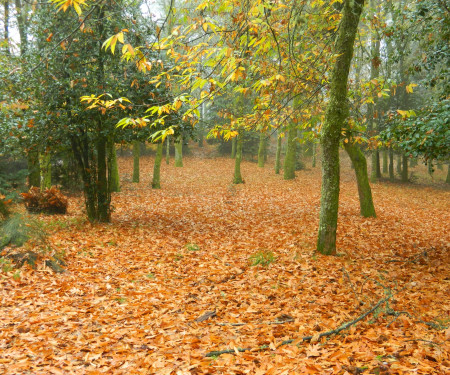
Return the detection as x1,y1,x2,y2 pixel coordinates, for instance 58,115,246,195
0,153,448,374
21,186,68,215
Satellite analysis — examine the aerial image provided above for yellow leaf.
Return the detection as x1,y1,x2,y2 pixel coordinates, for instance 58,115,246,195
117,32,124,44
202,23,208,32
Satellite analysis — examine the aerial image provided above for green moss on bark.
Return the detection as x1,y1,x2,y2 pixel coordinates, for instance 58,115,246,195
152,143,163,189
317,0,365,255
175,137,183,167
345,143,376,217
108,140,120,192
283,127,296,180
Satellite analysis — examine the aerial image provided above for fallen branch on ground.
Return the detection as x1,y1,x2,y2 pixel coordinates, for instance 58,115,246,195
205,295,391,357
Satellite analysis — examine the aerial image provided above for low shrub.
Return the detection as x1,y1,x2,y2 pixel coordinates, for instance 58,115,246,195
21,186,68,214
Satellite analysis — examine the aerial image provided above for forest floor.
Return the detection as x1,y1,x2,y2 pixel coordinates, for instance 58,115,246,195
1,149,449,374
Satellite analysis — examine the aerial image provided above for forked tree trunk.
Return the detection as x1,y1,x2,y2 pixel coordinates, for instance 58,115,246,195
132,140,140,183
283,127,297,180
345,143,376,217
152,142,163,189
233,132,244,184
317,0,365,255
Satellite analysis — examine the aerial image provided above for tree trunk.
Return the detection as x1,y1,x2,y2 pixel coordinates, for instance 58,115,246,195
382,149,388,174
389,147,394,181
446,164,450,184
166,136,170,164
27,149,40,188
258,132,265,168
283,127,297,180
401,154,408,182
3,1,10,55
97,136,110,222
312,143,317,168
108,139,120,192
345,143,376,217
233,131,244,184
39,152,51,190
132,140,140,183
275,131,282,174
396,154,402,175
317,0,365,255
152,142,163,189
175,137,183,167
231,137,237,159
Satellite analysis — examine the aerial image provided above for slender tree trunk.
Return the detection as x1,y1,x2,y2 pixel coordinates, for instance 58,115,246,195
382,149,388,174
175,137,183,167
345,143,376,217
108,139,120,192
389,147,394,181
258,132,265,167
317,0,365,255
231,137,237,159
396,153,402,175
166,136,170,164
312,143,317,168
3,1,10,55
446,164,450,184
152,142,163,189
275,131,282,174
97,136,110,222
39,152,51,190
132,140,140,183
233,131,244,184
27,148,40,188
401,154,408,182
284,127,297,180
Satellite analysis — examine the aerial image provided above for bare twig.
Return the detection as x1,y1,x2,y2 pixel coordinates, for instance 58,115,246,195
205,295,391,357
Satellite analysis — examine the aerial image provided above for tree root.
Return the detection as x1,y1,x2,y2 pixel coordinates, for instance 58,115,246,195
205,295,391,357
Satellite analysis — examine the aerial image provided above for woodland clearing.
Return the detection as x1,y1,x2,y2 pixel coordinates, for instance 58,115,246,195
1,150,449,374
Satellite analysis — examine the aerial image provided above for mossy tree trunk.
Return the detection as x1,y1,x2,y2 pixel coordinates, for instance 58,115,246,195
175,137,183,167
39,152,51,190
389,147,394,181
258,132,265,168
283,127,297,180
317,0,365,255
27,148,40,188
152,142,164,189
345,143,376,217
275,131,282,174
401,154,408,182
132,140,140,183
108,138,120,192
382,149,388,174
231,137,237,159
233,131,244,184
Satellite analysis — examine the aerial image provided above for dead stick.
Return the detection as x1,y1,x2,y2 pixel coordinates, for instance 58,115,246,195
205,296,390,358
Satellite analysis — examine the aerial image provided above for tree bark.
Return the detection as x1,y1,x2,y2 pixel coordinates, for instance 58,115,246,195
389,147,394,181
275,131,282,174
382,149,388,174
108,139,120,192
317,0,365,255
96,136,110,222
166,136,170,164
132,140,140,183
258,132,265,168
446,164,450,184
233,131,244,184
39,152,51,190
152,142,163,189
401,154,408,182
27,148,40,188
231,137,237,159
283,127,297,180
175,137,183,167
345,143,376,217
